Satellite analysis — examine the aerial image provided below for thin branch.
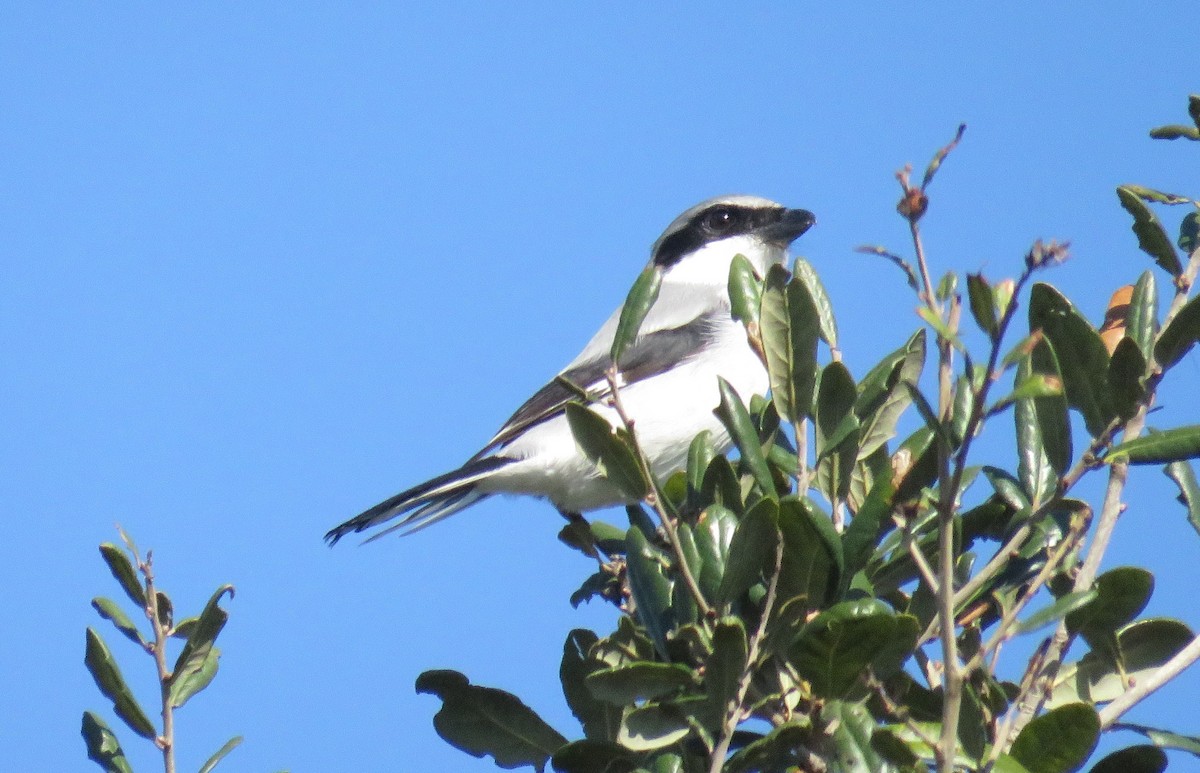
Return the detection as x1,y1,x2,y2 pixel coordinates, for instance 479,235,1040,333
1099,634,1200,728
141,552,176,773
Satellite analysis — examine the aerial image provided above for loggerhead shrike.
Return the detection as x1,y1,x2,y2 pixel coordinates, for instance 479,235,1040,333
326,195,815,544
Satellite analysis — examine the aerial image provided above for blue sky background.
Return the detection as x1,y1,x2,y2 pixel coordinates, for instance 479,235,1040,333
3,4,1199,771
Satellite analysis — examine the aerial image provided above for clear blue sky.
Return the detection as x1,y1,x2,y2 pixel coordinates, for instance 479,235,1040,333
4,4,1199,771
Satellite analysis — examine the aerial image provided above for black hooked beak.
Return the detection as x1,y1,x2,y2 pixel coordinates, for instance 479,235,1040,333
762,208,816,246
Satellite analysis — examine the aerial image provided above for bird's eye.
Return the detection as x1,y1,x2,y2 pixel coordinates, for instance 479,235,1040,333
702,208,737,234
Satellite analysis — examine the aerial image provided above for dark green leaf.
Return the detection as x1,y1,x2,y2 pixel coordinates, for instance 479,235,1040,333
169,585,234,709
819,699,890,773
1180,211,1200,255
416,669,567,771
560,629,620,742
1010,703,1099,773
81,711,134,773
1190,94,1200,130
701,454,742,512
815,363,859,509
777,497,843,615
960,684,987,763
727,254,762,325
566,404,648,501
790,599,897,699
725,723,812,773
171,616,199,640
1029,284,1112,437
1106,337,1146,420
585,662,695,705
551,739,637,773
1119,185,1192,205
84,628,157,740
90,598,146,648
685,431,715,506
1154,293,1200,370
98,543,145,608
1030,339,1072,474
198,736,243,773
611,265,663,367
625,527,674,657
1088,745,1167,773
967,273,999,338
714,377,776,497
1014,590,1099,635
1016,357,1057,507
1107,425,1200,465
617,704,690,751
1127,271,1158,359
760,263,820,423
1048,619,1194,708
1165,460,1200,538
855,329,925,421
1117,186,1183,276
793,257,838,348
1149,124,1200,140
694,505,737,603
1069,567,1154,640
706,617,748,724
1112,722,1200,757
717,499,779,606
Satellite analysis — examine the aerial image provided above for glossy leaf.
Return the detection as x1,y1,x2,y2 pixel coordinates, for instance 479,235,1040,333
1127,270,1158,358
685,431,715,505
1010,702,1099,773
714,377,775,496
1107,425,1200,465
856,331,924,460
560,629,620,742
617,704,690,751
416,670,567,771
90,597,146,649
1015,357,1057,506
625,527,674,657
820,699,890,773
777,497,843,614
701,454,742,512
585,662,694,705
81,711,133,773
565,404,648,500
1117,186,1183,276
693,505,737,604
550,740,636,773
706,617,748,723
725,723,812,773
1029,284,1112,437
1088,745,1167,773
790,599,897,699
717,498,779,606
198,736,243,773
760,263,820,423
1106,337,1146,420
84,628,157,740
1154,293,1200,370
610,265,663,367
169,585,234,708
1030,339,1072,474
815,362,859,505
1165,460,1200,538
98,543,145,608
1048,619,1194,708
727,254,762,325
793,256,838,348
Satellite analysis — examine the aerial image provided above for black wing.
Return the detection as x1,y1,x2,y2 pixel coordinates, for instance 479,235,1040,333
471,310,721,459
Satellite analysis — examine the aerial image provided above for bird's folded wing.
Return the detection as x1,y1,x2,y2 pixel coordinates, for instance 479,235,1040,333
471,307,723,458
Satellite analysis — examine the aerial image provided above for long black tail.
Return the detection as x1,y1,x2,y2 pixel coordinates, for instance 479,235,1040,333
325,456,513,544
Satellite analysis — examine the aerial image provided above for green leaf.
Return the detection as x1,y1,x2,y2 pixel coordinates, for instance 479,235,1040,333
1106,337,1146,420
416,670,567,771
819,699,891,773
714,377,776,497
98,543,145,608
81,711,134,773
1107,425,1200,465
585,662,695,705
610,265,663,367
790,599,897,699
1029,284,1112,437
1048,619,1194,708
725,723,812,773
625,526,674,657
1149,124,1200,141
1030,339,1072,474
1015,357,1058,507
550,739,637,773
1068,566,1154,640
693,504,737,604
83,628,157,740
1191,94,1200,130
1127,271,1158,359
814,363,859,507
917,305,965,351
1014,590,1099,636
198,736,243,773
565,403,648,500
1119,184,1192,205
90,597,146,648
1112,722,1200,758
706,617,748,723
777,497,843,615
1117,186,1184,276
792,256,838,348
617,703,691,751
967,272,999,338
168,585,234,709
1180,211,1200,255
1165,460,1200,538
701,454,742,512
856,330,925,460
760,263,820,423
1088,745,1167,773
727,254,762,325
1154,293,1200,370
560,629,621,742
1010,703,1099,773
685,431,715,506
716,499,779,606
